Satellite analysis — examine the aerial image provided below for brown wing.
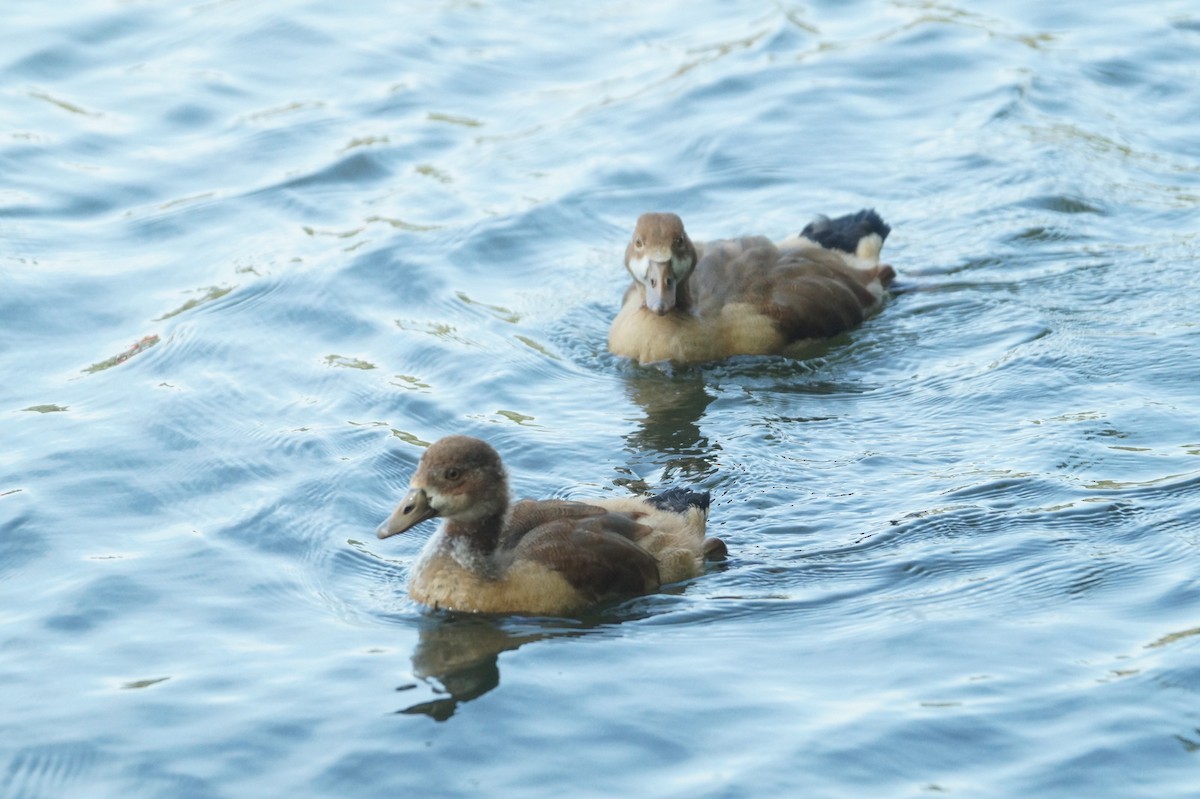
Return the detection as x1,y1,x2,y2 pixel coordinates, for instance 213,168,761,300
765,255,876,340
503,512,661,605
504,499,606,540
690,239,780,313
505,499,651,541
696,235,774,269
693,243,877,341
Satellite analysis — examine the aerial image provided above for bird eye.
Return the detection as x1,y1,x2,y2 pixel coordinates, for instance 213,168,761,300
444,468,461,481
634,237,644,249
674,236,683,248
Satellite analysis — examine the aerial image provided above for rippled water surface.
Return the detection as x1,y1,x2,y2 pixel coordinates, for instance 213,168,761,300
4,1,1200,796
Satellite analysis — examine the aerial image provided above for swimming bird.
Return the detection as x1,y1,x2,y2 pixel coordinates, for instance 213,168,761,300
378,435,725,615
607,208,895,365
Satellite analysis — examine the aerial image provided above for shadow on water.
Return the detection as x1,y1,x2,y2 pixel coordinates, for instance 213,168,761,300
395,613,618,721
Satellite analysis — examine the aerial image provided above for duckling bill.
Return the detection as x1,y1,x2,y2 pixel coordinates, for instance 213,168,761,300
379,435,726,615
608,208,896,365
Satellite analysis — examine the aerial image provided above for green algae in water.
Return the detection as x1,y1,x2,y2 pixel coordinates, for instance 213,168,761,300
84,335,160,373
155,286,232,321
325,354,377,370
23,404,68,413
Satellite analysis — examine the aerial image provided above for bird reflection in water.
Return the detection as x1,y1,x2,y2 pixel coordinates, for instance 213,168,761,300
395,613,592,720
619,368,720,487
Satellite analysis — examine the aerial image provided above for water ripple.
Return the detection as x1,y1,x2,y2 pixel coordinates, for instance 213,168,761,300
5,1,1200,797
0,742,104,799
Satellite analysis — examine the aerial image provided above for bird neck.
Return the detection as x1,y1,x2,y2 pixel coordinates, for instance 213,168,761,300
442,504,507,555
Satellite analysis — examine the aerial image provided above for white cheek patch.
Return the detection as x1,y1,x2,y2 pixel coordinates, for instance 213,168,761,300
628,253,652,284
428,490,465,519
425,490,448,515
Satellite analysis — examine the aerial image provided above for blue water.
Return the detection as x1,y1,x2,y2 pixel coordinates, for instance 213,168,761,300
3,1,1200,796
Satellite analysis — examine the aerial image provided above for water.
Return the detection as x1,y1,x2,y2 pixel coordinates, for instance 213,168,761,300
3,0,1200,796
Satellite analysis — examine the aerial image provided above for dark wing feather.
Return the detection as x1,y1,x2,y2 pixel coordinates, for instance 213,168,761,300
503,499,606,545
647,487,710,514
766,257,875,340
505,513,661,605
800,208,890,254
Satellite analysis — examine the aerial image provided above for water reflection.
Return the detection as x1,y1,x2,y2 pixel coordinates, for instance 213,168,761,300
396,615,588,720
620,369,720,483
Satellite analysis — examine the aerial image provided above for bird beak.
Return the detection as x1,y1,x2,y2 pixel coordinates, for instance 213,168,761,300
378,487,437,539
643,260,676,315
